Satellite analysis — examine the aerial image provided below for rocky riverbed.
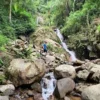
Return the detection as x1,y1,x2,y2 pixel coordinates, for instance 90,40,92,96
0,27,100,100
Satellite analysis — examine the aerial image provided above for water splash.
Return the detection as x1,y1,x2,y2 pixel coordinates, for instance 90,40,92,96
55,29,77,62
41,72,56,100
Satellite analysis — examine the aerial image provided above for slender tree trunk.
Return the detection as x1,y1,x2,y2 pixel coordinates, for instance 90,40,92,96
9,0,12,23
73,0,76,11
86,12,91,38
86,12,90,32
66,0,70,16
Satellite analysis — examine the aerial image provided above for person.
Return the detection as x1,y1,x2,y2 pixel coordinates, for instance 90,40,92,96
42,41,47,53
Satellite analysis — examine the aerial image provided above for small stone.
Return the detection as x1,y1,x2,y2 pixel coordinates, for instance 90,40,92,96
27,90,33,96
64,96,70,100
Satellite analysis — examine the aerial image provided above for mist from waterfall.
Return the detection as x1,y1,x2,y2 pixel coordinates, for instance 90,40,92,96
55,28,77,62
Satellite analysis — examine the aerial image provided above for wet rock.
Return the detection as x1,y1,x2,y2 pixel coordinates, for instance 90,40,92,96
31,83,42,93
77,70,89,81
55,78,75,98
0,96,9,100
82,84,100,100
8,59,46,86
55,64,76,79
0,84,15,95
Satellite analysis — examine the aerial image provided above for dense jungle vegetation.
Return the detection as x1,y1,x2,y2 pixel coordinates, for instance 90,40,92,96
0,0,100,59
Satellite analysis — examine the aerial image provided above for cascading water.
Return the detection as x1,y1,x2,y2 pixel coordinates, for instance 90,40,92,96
55,28,77,62
41,72,56,100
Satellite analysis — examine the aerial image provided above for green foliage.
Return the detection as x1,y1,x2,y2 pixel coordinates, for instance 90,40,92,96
36,53,41,58
47,43,53,51
97,25,100,32
0,34,9,51
0,59,3,67
0,74,6,84
0,0,37,40
47,43,64,53
62,0,98,35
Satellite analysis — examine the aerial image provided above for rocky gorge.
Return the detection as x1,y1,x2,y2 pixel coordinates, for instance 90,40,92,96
0,27,100,100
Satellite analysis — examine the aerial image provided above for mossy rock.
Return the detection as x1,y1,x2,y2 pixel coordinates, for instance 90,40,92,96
30,26,59,46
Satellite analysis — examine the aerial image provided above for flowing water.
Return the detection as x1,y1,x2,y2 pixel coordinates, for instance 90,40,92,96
55,29,77,62
41,72,56,100
41,29,78,100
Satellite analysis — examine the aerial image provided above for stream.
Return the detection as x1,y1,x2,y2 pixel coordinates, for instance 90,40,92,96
41,72,56,100
41,29,80,100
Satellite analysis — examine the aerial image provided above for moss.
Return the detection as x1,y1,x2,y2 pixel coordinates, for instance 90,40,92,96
0,74,6,84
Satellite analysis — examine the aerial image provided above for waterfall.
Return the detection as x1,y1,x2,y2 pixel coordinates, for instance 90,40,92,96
41,72,56,100
55,28,77,62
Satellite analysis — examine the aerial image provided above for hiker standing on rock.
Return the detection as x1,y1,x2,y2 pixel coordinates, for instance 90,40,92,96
42,41,47,53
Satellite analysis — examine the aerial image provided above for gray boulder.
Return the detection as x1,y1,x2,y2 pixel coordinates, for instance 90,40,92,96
55,64,76,79
0,96,9,100
8,59,46,86
0,84,15,95
77,70,89,81
82,84,100,100
55,78,75,98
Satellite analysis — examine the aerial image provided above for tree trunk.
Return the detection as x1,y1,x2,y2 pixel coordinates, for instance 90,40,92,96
73,0,76,11
9,0,12,23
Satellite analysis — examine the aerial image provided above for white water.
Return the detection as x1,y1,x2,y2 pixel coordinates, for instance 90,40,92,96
55,28,77,62
41,72,56,100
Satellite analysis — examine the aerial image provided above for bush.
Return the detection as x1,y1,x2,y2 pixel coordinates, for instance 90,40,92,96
0,74,6,84
0,34,9,51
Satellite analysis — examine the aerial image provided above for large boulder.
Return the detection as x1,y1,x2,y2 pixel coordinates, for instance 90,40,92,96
0,96,9,100
90,64,100,73
82,84,100,100
77,70,89,81
75,83,91,93
55,64,76,79
55,78,75,98
30,27,58,47
0,84,15,96
78,62,100,82
7,59,46,86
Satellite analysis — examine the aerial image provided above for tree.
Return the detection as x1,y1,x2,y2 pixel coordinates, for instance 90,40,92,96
9,0,12,23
